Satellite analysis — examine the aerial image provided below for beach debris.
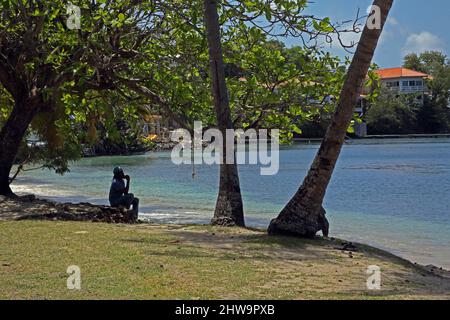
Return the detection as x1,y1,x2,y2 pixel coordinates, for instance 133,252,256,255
335,242,358,252
18,194,36,202
423,264,450,279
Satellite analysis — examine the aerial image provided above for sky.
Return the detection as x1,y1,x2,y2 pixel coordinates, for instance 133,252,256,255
284,0,450,68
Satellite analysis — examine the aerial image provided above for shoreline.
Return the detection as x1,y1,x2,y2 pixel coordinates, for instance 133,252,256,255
0,194,448,274
1,218,450,299
6,184,450,271
81,135,450,157
294,134,450,143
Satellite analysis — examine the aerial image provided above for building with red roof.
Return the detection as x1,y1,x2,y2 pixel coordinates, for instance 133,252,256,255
355,67,432,137
373,67,430,95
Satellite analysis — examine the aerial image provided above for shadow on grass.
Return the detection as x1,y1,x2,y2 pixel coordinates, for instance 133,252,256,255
120,226,336,262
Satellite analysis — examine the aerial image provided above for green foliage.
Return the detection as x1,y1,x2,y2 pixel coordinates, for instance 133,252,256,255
0,86,13,122
159,0,356,140
365,89,419,135
225,36,346,142
0,0,170,176
401,51,450,134
365,52,450,136
417,95,450,134
1,0,353,180
403,51,450,99
403,53,426,73
93,105,152,155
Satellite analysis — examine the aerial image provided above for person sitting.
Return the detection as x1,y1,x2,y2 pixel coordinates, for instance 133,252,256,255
109,167,139,218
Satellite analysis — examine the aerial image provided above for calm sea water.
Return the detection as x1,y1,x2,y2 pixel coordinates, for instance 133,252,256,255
12,138,450,268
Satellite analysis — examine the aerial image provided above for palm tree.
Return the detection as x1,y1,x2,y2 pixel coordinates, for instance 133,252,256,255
269,0,394,237
203,0,245,227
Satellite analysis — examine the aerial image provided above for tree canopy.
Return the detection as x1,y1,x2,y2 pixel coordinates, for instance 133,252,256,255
0,0,368,197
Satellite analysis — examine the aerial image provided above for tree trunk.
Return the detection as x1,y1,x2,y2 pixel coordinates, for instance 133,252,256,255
204,0,245,227
0,97,39,196
268,0,394,237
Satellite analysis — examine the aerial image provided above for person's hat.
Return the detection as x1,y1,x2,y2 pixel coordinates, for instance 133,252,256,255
113,167,124,175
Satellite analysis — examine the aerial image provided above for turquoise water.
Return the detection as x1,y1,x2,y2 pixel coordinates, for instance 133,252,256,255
12,138,450,268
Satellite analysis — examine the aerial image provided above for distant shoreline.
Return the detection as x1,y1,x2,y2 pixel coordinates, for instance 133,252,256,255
294,134,450,142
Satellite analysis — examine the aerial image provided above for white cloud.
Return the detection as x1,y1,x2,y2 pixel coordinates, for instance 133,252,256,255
387,17,399,26
402,31,444,55
379,17,403,46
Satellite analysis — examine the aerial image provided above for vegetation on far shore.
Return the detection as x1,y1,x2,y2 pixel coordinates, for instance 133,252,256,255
1,220,449,300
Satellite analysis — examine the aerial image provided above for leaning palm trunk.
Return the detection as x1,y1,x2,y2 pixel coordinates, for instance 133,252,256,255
269,0,394,237
204,0,245,227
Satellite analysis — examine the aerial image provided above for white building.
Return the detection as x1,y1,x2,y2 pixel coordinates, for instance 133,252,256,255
374,67,430,104
354,68,431,137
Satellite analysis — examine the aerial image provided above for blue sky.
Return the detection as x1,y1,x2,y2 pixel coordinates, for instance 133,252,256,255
284,0,450,68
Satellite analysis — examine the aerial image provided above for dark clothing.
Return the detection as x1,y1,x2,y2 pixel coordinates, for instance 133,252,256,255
109,178,139,216
109,178,126,206
112,193,136,208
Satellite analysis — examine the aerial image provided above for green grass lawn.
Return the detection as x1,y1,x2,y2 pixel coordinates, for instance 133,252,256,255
0,221,449,299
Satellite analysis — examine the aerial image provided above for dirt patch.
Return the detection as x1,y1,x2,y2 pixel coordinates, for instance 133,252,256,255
160,225,450,299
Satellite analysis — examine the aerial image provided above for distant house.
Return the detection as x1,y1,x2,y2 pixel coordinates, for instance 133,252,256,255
354,68,431,138
142,114,164,137
141,114,177,141
373,67,431,104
